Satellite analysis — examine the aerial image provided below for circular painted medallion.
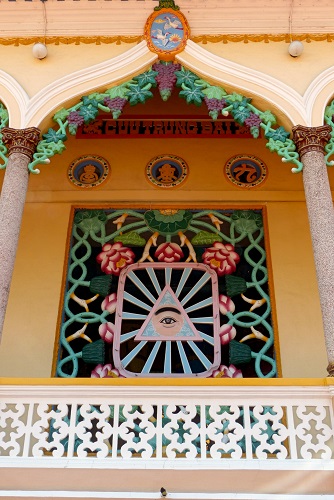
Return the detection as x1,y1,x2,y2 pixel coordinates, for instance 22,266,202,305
68,155,110,188
144,8,190,61
225,155,267,188
146,154,188,188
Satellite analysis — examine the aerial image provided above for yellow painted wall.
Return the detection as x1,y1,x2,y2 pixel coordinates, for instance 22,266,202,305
0,40,332,99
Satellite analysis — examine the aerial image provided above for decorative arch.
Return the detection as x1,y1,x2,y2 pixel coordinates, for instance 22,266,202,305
23,63,304,174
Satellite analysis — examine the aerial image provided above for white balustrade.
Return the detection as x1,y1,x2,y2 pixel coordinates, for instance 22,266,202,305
0,384,333,462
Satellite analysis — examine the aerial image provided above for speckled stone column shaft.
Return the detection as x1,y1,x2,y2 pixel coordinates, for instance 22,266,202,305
293,125,334,376
0,127,40,339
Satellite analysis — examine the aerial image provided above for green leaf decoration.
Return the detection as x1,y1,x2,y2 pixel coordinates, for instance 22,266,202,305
105,84,130,99
265,126,290,142
42,128,67,144
232,105,251,124
86,92,105,103
179,84,205,106
191,230,222,245
36,140,66,156
78,105,99,124
82,340,105,365
74,210,107,233
144,209,193,236
229,340,252,365
226,92,249,103
133,70,158,87
175,68,199,87
81,96,100,108
231,210,263,234
89,275,113,296
202,86,227,100
53,108,70,122
127,84,154,105
225,275,247,297
154,0,180,10
114,231,146,246
260,110,277,125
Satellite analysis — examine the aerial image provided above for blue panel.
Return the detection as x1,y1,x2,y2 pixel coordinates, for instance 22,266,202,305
122,312,147,320
142,341,162,373
181,273,211,306
164,341,172,374
124,292,152,311
120,330,139,344
187,341,211,369
176,341,192,374
121,341,147,368
197,330,215,345
185,297,213,313
146,267,161,295
127,271,157,304
175,268,192,297
165,267,172,285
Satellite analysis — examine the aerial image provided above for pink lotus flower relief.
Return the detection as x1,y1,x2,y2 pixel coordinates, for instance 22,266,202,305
212,364,243,378
202,242,240,276
101,293,117,314
97,242,135,276
219,324,237,345
219,294,235,315
155,242,184,263
91,363,121,378
98,322,115,343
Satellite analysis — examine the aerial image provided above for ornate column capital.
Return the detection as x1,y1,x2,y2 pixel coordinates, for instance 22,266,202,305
292,125,331,159
2,127,40,161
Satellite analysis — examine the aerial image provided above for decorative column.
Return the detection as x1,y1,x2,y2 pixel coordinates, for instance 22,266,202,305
0,127,40,339
292,125,334,376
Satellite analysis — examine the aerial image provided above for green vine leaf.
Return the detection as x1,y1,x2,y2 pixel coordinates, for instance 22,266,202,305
191,231,222,245
179,84,205,106
232,102,251,124
127,84,154,105
78,105,99,124
42,129,67,143
134,70,158,87
74,210,107,233
114,231,146,247
105,84,130,99
202,86,227,100
175,68,199,87
226,92,249,103
265,126,290,142
260,110,277,125
231,210,263,234
53,108,70,122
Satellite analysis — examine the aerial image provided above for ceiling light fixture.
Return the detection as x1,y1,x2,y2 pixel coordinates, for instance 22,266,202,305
288,0,303,57
32,0,48,59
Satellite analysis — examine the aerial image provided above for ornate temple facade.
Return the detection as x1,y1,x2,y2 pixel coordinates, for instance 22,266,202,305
1,0,334,498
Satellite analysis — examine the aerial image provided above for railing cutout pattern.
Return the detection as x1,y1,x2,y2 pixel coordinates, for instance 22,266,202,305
1,389,333,460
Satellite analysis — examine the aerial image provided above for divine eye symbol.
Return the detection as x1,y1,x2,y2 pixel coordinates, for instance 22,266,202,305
160,317,177,325
114,263,220,378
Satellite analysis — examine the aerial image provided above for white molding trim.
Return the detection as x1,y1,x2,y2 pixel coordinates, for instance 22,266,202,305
0,70,29,128
303,66,334,126
24,41,157,128
177,41,307,126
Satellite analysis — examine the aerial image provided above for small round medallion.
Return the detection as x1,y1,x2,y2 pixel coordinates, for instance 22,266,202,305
144,8,190,61
146,154,188,188
225,155,267,188
68,155,110,188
